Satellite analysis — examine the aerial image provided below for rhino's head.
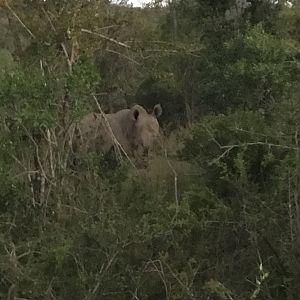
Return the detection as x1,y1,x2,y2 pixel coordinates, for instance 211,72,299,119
130,104,162,156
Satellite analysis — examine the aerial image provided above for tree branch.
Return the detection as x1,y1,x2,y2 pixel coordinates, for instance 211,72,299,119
4,0,35,39
106,49,141,65
81,28,131,49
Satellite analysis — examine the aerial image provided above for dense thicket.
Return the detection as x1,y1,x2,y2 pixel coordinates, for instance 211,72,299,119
0,0,300,299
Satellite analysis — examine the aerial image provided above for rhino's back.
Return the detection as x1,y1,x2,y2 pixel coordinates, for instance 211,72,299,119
71,112,110,154
77,112,102,134
73,109,132,154
106,109,132,151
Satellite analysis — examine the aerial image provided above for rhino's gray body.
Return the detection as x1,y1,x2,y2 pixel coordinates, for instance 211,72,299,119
69,104,162,157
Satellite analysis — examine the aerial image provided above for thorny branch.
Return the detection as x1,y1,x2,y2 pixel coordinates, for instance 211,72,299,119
210,141,297,166
202,124,298,166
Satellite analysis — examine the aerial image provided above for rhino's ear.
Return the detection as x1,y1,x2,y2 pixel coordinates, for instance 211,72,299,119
153,104,162,118
130,106,140,121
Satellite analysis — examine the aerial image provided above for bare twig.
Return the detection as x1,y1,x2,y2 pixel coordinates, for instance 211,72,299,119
40,59,45,76
233,126,292,141
106,49,141,65
96,25,118,31
20,125,48,182
129,289,141,300
163,149,179,221
288,168,294,242
60,204,88,214
27,173,36,207
209,146,234,165
294,130,300,239
61,40,79,73
210,140,298,165
4,0,35,39
61,43,73,73
11,149,38,206
11,153,29,171
19,124,53,206
144,260,170,300
84,250,119,300
250,252,269,299
143,48,201,58
46,129,55,179
40,172,46,205
210,141,297,166
41,5,56,32
81,28,131,49
202,124,298,166
70,40,79,67
220,141,297,151
163,259,195,299
92,95,137,169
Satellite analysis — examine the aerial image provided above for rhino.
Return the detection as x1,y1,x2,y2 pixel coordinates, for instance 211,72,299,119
68,104,163,161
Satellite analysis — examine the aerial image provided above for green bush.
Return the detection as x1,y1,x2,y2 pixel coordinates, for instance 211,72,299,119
181,107,300,298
